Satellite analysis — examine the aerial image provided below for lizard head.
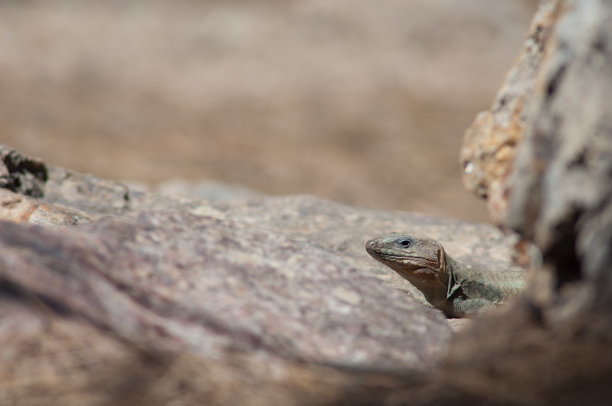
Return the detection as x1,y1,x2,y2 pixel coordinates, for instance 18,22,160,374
365,234,448,282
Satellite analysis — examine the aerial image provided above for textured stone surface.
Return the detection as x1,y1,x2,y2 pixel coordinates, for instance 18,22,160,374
508,0,612,310
0,155,524,366
0,189,91,226
39,159,523,306
0,294,398,406
445,1,612,405
0,144,47,197
460,0,561,223
44,166,132,217
0,212,450,368
0,142,528,404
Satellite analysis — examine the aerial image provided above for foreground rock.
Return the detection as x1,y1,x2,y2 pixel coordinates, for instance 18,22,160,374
1,210,451,368
0,144,524,404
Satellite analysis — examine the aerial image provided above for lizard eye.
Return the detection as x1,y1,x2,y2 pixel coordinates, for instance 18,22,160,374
396,237,413,248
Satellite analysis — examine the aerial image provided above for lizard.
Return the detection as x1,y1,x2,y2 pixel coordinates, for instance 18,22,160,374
365,233,525,318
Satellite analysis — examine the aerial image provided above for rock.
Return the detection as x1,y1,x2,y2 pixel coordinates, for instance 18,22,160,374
0,148,523,366
0,189,92,226
12,146,520,308
437,1,612,405
0,143,526,403
460,0,561,223
0,293,406,406
0,144,47,198
0,212,450,368
43,166,132,217
508,0,612,310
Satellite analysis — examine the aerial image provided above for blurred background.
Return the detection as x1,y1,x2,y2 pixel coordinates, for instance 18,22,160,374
0,0,536,222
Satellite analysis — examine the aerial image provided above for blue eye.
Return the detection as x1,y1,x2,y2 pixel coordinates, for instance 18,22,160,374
397,238,413,248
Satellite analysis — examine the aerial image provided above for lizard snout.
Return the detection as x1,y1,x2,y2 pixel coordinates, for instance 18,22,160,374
365,239,378,253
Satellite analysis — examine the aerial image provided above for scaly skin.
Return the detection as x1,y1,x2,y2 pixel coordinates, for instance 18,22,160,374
365,233,525,318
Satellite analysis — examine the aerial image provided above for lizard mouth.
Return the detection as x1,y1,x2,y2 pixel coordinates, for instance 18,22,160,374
382,253,429,263
371,252,439,272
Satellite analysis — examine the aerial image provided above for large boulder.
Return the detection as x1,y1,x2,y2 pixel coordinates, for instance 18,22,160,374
0,144,522,404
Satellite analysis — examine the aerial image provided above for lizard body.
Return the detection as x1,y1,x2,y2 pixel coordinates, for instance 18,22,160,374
365,234,525,318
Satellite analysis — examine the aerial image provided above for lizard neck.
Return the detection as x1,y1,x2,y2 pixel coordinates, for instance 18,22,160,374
400,251,451,308
426,251,452,307
444,254,467,297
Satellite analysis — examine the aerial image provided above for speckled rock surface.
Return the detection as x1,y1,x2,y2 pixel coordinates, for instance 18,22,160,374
460,0,561,223
0,188,92,226
508,0,612,310
0,143,528,404
0,145,522,396
40,160,523,307
0,144,47,197
0,293,410,406
0,211,450,368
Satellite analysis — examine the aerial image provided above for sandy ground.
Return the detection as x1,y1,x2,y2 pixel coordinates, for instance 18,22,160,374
0,0,536,222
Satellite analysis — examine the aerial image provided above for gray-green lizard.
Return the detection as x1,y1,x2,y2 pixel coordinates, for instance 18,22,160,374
365,233,525,318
